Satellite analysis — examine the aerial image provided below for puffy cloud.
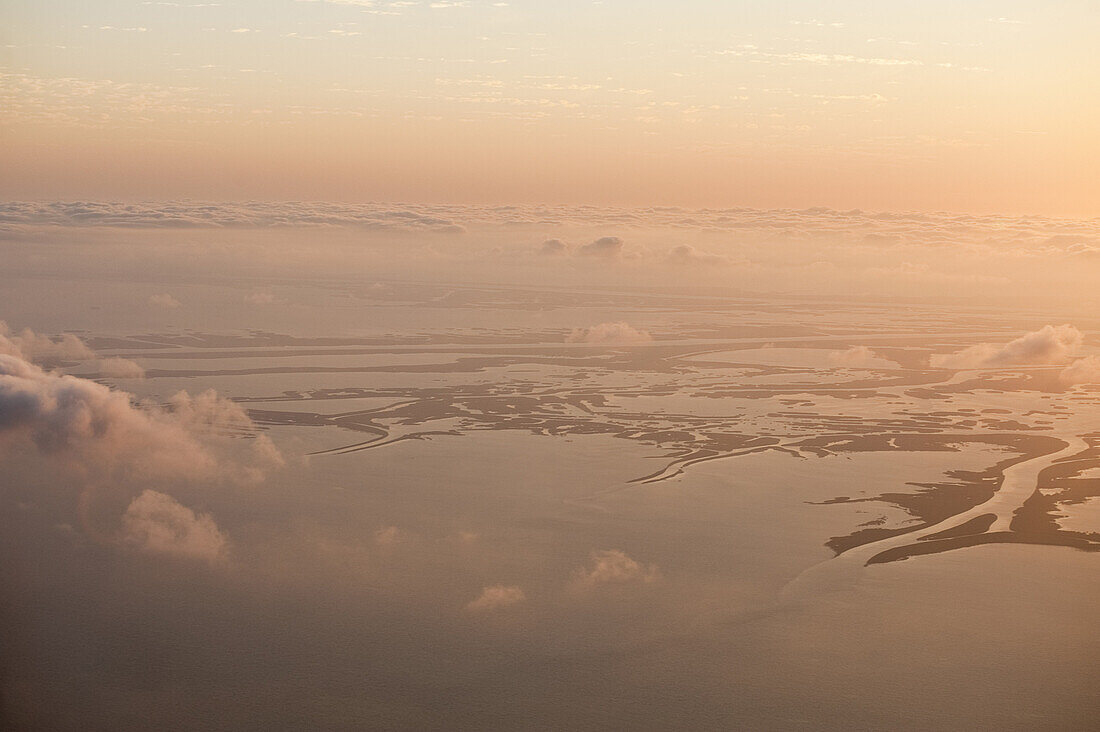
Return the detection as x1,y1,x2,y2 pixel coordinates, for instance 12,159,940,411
827,346,898,369
538,238,568,255
0,323,146,379
119,490,228,563
931,324,1082,368
466,584,526,611
576,236,624,258
1059,356,1100,386
573,549,659,586
98,357,145,379
0,321,95,362
566,322,652,345
0,352,281,483
148,293,182,309
665,244,730,266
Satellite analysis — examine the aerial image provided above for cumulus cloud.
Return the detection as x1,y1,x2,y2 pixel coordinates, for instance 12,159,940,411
573,549,659,586
576,236,624,258
1059,356,1100,386
466,584,526,611
665,244,730,266
827,346,898,369
931,324,1082,368
0,321,95,362
566,322,652,345
119,490,228,562
148,293,182,309
0,352,281,483
538,238,568,255
98,357,146,379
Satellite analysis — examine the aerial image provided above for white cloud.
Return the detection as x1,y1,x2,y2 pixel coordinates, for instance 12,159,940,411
148,293,182,309
466,584,525,611
827,346,898,369
119,490,228,562
566,322,652,345
0,321,94,362
576,236,624,258
1060,356,1100,386
0,351,281,483
573,549,658,586
931,324,1082,368
538,238,567,255
98,357,146,379
665,244,730,266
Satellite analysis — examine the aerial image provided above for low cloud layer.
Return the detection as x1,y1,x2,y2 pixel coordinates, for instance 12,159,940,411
5,201,1100,306
0,200,465,233
931,325,1082,368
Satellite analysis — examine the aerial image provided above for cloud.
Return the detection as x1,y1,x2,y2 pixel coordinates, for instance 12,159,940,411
827,346,898,369
538,238,568,255
576,236,624,258
665,244,730,266
0,321,95,362
566,322,652,345
573,549,658,586
374,525,401,545
0,351,281,484
148,293,183,309
466,584,525,611
0,200,464,233
119,490,228,562
98,357,146,379
244,291,276,305
1059,356,1100,386
931,324,1082,368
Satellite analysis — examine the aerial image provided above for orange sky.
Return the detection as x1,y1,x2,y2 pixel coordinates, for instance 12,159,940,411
2,0,1098,214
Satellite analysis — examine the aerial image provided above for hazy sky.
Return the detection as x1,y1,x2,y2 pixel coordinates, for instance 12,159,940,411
2,1,1097,213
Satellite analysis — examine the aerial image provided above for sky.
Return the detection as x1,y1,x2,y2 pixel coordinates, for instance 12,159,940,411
2,0,1098,214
